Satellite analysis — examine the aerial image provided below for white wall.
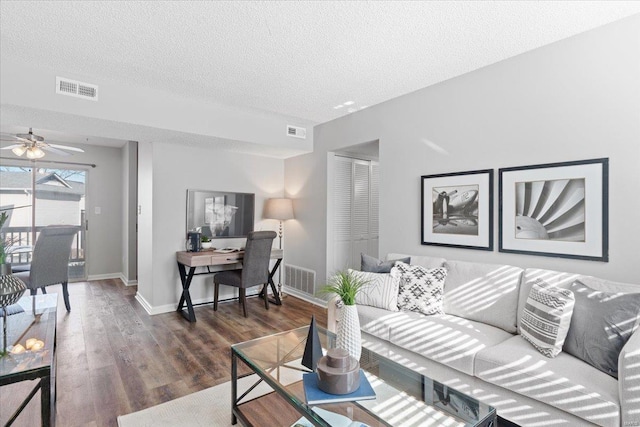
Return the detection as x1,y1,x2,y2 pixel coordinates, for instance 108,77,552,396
136,141,284,312
137,141,154,307
285,15,640,286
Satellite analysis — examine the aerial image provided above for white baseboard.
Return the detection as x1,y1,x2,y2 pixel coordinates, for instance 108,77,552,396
134,292,155,315
135,290,284,316
87,273,122,281
281,286,327,308
119,273,138,287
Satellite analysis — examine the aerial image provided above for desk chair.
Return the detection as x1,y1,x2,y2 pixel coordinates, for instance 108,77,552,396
213,230,276,317
14,225,78,312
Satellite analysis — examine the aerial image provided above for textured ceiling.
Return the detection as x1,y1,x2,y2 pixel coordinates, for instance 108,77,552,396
1,1,640,127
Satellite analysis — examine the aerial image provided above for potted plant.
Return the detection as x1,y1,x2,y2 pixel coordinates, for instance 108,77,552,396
200,235,213,249
318,270,369,361
0,211,16,275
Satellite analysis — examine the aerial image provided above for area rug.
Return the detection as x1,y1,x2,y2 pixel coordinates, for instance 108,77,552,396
117,369,301,427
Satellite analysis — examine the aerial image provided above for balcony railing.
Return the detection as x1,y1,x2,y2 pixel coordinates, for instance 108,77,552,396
2,225,85,269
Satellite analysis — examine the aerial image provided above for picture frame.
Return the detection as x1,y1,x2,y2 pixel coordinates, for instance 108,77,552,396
499,158,608,261
421,169,493,251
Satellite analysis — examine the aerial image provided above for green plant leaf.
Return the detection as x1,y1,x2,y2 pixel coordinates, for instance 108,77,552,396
317,270,369,306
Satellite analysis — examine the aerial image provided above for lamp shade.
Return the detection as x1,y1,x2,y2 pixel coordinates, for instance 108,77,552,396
264,198,294,221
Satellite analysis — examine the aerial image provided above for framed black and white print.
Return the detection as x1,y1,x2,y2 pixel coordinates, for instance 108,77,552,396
499,158,608,261
421,169,493,251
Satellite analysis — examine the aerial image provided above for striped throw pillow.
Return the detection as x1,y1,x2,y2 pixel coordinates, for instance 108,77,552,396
349,269,401,312
521,279,575,358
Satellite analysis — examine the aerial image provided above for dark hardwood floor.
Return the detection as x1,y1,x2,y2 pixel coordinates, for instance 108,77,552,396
0,279,327,427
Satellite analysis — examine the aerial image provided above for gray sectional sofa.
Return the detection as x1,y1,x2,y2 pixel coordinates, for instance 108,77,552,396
326,253,640,427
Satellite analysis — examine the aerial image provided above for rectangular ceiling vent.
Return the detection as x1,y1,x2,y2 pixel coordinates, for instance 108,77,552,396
56,76,99,101
286,125,306,139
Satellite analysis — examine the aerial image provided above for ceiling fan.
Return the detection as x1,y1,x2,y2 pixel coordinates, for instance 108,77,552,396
0,128,85,159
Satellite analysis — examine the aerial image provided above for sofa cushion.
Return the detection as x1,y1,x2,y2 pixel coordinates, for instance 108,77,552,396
475,335,620,427
563,280,640,378
348,269,400,312
443,260,523,333
387,312,513,375
394,262,447,315
357,305,403,341
361,253,410,273
521,279,575,358
386,253,445,269
518,268,640,333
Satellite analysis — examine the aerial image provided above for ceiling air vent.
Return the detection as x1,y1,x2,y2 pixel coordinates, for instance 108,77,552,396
56,76,99,101
286,125,306,139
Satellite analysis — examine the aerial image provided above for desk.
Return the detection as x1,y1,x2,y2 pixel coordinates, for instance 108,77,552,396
0,294,57,426
176,248,283,322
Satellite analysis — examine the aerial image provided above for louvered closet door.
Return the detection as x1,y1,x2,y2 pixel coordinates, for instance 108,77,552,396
369,162,379,258
351,160,370,266
331,157,379,272
333,157,353,271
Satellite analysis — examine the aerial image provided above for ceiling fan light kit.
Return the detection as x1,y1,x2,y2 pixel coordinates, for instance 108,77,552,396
24,146,45,159
10,145,27,157
1,128,84,159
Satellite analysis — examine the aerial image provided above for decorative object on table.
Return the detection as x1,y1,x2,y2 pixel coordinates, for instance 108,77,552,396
263,197,295,299
303,370,376,405
1,272,27,355
499,158,608,261
433,382,480,424
302,315,323,371
421,169,493,251
316,348,360,394
186,231,201,252
200,235,213,249
318,270,368,361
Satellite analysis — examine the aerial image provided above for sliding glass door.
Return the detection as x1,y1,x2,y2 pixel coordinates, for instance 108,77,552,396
0,165,87,280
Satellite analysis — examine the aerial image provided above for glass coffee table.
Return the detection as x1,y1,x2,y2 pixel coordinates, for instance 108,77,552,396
231,326,496,427
1,294,58,426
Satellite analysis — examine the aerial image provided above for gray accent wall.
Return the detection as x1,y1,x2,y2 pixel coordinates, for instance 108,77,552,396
285,15,640,286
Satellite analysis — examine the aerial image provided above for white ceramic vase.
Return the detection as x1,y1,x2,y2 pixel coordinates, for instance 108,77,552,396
337,304,361,361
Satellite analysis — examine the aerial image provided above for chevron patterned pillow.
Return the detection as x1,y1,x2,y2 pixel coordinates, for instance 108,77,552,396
521,279,575,358
393,261,448,315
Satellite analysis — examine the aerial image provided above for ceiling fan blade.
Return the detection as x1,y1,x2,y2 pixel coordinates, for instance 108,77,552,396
41,145,71,156
0,144,24,150
0,134,29,143
48,143,85,153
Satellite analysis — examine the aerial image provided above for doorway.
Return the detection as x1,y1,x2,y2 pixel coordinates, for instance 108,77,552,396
0,165,88,280
327,140,380,275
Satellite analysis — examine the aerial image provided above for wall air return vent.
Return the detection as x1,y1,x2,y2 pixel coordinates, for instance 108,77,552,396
286,125,306,139
56,76,99,101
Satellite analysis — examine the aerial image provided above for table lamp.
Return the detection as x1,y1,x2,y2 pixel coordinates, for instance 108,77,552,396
263,198,294,297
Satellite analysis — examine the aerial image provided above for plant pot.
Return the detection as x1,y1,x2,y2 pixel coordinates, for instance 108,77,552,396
337,304,361,361
201,242,213,249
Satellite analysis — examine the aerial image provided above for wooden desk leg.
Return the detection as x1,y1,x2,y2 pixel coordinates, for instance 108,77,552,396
268,258,282,306
177,262,197,322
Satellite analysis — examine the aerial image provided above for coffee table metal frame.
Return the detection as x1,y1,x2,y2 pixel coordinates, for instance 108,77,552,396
231,326,497,427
